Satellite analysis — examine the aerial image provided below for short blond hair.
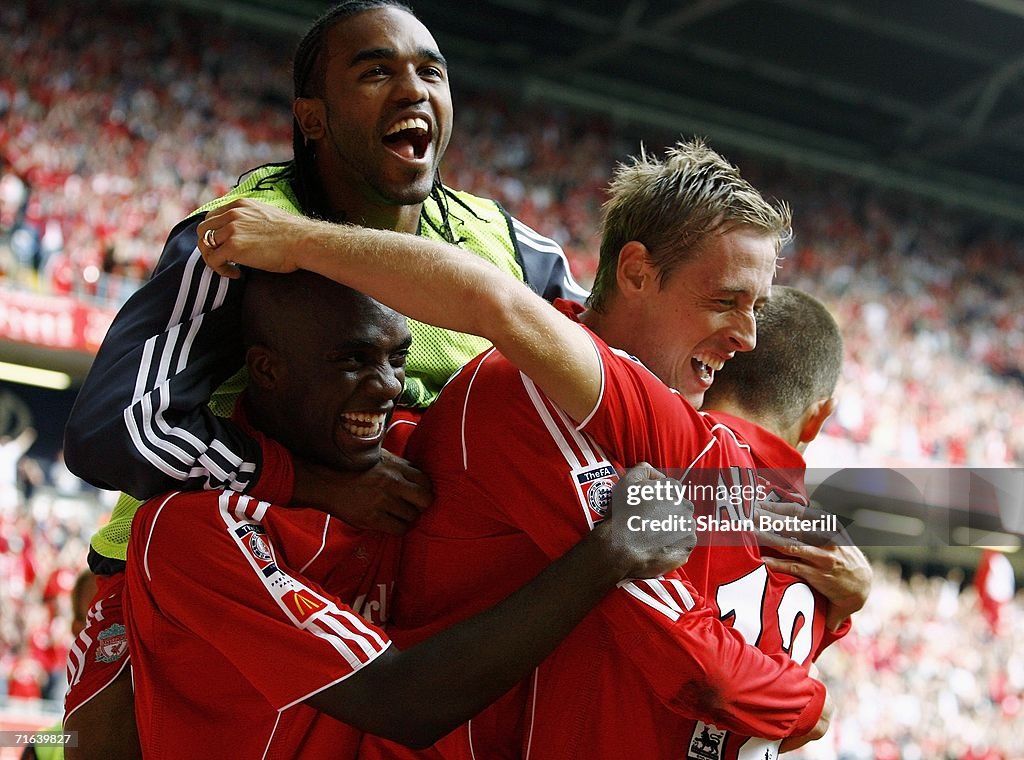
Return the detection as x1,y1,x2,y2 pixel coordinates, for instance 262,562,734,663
589,139,792,311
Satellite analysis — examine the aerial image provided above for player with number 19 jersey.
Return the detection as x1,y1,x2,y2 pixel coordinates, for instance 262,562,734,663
360,300,826,760
661,409,852,760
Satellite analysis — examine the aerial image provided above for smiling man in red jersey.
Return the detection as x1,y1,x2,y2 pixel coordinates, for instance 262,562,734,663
123,270,697,759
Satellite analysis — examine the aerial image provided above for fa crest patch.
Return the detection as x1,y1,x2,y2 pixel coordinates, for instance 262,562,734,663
236,523,274,568
248,532,272,562
95,623,128,664
571,462,618,525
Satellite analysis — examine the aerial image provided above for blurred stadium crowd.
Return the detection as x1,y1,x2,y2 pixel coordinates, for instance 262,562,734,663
1,1,1022,757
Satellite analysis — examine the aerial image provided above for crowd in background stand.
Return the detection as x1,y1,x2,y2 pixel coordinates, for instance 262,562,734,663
2,1,1023,756
0,454,103,707
795,566,1024,760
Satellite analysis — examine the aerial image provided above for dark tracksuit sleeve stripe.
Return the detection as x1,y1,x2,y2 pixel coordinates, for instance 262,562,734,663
64,213,261,500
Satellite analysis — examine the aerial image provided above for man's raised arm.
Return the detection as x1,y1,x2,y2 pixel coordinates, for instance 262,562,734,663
200,199,601,423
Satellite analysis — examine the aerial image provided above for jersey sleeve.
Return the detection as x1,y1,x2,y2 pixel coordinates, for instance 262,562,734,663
508,215,589,304
127,491,390,709
63,214,290,502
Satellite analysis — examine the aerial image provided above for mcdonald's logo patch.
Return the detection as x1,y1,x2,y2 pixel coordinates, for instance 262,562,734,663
285,589,326,622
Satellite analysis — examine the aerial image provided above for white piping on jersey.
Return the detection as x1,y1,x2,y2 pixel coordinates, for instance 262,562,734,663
86,595,106,624
707,421,752,454
524,667,539,760
678,436,718,484
143,492,183,581
228,492,270,522
67,592,112,687
461,349,497,470
467,719,478,760
316,612,386,657
168,248,212,326
521,375,587,470
209,439,248,470
279,650,394,714
511,218,563,254
177,313,203,373
668,579,697,609
260,710,282,760
299,515,331,574
518,370,691,622
131,330,156,406
63,653,131,722
676,420,753,482
619,581,683,621
551,401,599,463
308,618,373,668
126,246,254,487
574,333,606,431
511,217,590,300
66,629,92,688
125,393,197,481
641,578,696,614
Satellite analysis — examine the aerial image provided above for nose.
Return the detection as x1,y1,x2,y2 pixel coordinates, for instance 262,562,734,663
728,310,757,352
393,66,429,105
365,363,404,401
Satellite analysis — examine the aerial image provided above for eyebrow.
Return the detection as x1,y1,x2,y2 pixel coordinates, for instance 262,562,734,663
336,335,414,353
714,288,771,305
350,47,447,68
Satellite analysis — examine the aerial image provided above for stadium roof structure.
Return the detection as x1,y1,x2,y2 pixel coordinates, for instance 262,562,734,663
157,0,1024,226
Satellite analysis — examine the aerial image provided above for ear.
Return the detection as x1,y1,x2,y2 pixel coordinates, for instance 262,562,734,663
294,97,327,141
246,345,282,390
615,241,657,299
798,396,837,446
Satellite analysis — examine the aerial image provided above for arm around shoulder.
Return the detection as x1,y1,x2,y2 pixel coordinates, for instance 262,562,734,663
305,465,697,747
201,200,602,421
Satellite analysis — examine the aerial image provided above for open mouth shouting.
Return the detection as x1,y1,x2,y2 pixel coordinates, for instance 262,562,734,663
383,116,431,161
339,411,388,442
692,352,726,387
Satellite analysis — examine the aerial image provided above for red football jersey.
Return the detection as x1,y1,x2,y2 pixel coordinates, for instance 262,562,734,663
662,410,851,760
360,301,825,760
125,489,396,759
